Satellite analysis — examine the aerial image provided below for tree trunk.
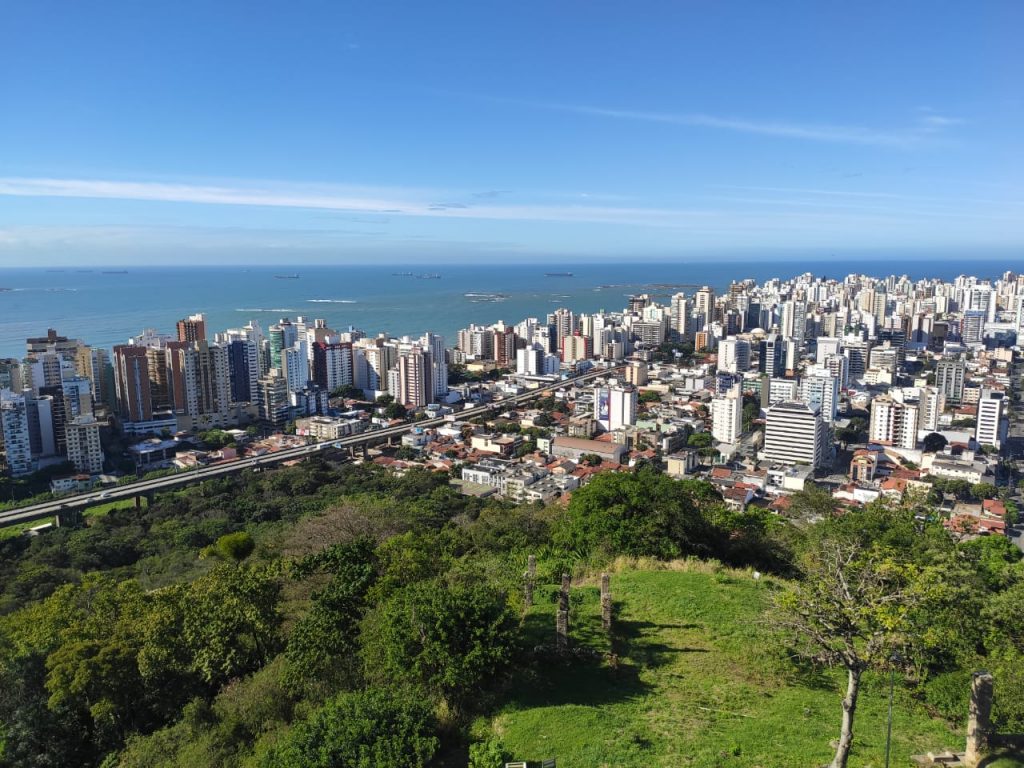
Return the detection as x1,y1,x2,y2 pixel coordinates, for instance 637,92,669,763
830,666,862,768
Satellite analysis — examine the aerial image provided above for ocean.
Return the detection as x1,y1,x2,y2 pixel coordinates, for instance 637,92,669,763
1,258,1022,359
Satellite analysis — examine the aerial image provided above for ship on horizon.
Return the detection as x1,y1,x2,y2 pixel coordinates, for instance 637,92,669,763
274,274,300,279
545,271,573,277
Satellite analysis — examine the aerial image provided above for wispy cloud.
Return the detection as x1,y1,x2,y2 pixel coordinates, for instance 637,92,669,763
0,176,714,227
512,100,961,147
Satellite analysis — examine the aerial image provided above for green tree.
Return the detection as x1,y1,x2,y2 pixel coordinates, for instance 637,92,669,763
835,417,867,448
330,384,365,400
285,540,378,695
970,482,997,500
785,484,838,520
686,432,712,449
555,468,721,559
922,432,948,453
383,401,407,420
261,688,437,768
210,531,255,562
638,390,661,404
178,563,282,688
361,579,515,714
773,536,939,768
393,445,419,461
579,452,603,467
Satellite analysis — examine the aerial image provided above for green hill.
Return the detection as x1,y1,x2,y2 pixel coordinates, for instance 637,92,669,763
479,563,1018,768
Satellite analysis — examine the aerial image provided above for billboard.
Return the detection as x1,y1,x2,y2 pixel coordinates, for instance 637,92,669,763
597,387,610,422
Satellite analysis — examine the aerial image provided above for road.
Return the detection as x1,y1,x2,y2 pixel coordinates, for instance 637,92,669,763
0,365,623,528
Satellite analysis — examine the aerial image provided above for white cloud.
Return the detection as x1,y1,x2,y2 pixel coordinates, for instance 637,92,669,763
512,101,962,147
0,176,715,228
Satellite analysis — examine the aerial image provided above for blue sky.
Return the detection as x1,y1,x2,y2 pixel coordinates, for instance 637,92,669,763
1,1,1022,265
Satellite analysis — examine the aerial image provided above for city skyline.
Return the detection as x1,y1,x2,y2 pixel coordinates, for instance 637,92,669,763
2,2,1022,265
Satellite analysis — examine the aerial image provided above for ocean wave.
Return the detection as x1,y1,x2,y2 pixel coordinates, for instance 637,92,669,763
235,308,297,313
307,299,357,304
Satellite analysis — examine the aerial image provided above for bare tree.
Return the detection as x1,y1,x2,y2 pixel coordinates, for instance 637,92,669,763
772,537,928,768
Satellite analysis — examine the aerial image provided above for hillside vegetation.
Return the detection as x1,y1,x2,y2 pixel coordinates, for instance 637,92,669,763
487,564,961,767
0,458,1022,767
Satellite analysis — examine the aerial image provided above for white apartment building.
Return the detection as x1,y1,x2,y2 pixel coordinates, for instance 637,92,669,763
919,386,946,432
0,389,33,476
869,395,919,450
178,341,233,429
767,377,799,407
711,384,743,444
717,337,750,374
763,400,831,468
594,385,637,432
65,415,104,474
816,336,842,364
396,348,431,408
936,359,966,404
799,373,839,423
975,389,1007,449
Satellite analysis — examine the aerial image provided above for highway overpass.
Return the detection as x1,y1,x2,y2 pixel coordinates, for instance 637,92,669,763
0,365,623,529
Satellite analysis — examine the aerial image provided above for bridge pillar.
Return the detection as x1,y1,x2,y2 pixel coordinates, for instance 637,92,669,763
362,443,369,460
54,508,83,529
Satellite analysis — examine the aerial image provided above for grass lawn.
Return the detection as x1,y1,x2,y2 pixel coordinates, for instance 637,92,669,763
482,564,982,768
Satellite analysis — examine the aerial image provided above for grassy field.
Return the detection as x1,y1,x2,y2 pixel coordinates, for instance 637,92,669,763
480,564,1022,768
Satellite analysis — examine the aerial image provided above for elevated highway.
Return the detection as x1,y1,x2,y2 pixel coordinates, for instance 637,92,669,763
0,365,623,529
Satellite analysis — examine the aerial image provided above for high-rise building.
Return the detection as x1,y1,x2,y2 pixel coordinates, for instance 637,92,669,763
766,377,799,407
816,337,842,365
869,395,919,450
758,333,784,378
457,324,494,360
25,395,56,458
312,341,353,392
0,389,33,476
975,389,1007,449
625,360,649,387
396,348,431,408
176,313,207,344
420,333,448,400
258,370,292,428
843,338,871,382
282,345,309,395
548,308,576,352
936,359,966,405
800,374,839,424
919,386,945,432
26,329,79,360
694,286,715,328
717,337,750,374
763,401,831,468
824,353,849,389
711,384,743,444
670,293,689,340
561,333,592,363
113,345,154,423
268,319,298,371
226,338,260,404
869,343,899,373
594,386,637,431
780,298,807,349
516,345,545,376
65,415,104,474
961,311,985,345
174,341,232,429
